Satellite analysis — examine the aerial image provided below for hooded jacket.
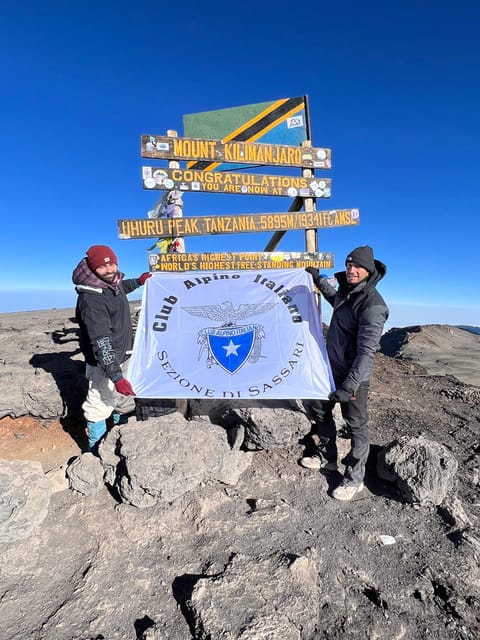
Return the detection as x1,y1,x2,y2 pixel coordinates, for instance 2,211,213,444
72,258,141,381
317,259,389,394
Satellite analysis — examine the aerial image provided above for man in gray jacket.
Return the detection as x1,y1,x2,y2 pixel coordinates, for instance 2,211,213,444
303,245,389,500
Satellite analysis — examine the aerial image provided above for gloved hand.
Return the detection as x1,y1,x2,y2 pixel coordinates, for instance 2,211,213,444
137,272,152,286
114,377,136,396
329,388,354,403
305,267,321,288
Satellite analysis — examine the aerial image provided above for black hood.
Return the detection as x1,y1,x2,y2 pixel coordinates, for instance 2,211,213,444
335,258,387,291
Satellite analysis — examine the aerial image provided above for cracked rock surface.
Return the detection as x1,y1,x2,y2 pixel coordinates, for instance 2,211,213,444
0,310,479,639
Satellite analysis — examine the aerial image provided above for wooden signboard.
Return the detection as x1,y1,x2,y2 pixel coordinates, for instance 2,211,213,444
148,251,334,272
141,135,331,169
142,167,331,198
119,209,359,240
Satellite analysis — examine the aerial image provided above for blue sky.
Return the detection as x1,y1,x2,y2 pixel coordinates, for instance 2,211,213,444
1,1,478,328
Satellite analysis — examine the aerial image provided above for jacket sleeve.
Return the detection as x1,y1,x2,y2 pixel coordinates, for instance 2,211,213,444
122,278,141,295
341,302,388,394
317,278,337,307
77,295,123,381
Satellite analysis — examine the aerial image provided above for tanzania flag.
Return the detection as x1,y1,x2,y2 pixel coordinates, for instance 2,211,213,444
183,96,308,171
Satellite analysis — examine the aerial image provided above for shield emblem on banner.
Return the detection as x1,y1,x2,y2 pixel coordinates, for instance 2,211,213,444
207,326,255,373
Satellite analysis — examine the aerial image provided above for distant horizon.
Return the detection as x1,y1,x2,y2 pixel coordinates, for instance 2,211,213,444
1,287,478,331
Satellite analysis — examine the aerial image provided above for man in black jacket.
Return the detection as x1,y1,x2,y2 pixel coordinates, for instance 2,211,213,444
72,245,151,453
302,245,389,500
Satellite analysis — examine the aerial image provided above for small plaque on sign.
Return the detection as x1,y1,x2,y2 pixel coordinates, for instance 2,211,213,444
147,251,334,272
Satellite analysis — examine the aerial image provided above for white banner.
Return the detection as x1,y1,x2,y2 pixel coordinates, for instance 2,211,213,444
128,269,334,400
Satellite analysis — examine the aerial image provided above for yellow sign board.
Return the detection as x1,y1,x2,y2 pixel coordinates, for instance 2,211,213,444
118,209,359,239
142,167,331,198
141,135,331,169
148,251,334,272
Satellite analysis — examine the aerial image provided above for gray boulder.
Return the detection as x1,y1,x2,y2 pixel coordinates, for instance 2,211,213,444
0,366,65,419
66,452,105,496
209,399,312,450
0,311,86,420
100,412,252,507
377,434,458,505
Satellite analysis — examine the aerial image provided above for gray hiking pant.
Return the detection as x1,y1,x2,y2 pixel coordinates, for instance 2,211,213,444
309,382,370,486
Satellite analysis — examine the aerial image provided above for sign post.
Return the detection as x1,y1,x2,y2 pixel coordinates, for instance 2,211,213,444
125,98,360,272
116,99,362,404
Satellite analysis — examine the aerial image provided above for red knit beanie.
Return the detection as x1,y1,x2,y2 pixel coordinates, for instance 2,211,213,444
86,245,118,271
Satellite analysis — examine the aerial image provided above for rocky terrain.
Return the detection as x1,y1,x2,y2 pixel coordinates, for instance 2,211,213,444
0,309,479,640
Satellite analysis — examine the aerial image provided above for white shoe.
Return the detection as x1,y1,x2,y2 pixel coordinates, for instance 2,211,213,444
332,482,365,501
300,455,337,471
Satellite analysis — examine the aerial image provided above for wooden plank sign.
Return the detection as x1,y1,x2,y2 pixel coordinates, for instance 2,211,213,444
141,135,332,169
142,167,331,198
147,251,334,272
118,209,359,239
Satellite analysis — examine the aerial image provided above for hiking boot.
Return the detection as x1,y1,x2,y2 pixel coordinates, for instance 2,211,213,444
300,454,338,471
332,482,365,501
114,412,130,425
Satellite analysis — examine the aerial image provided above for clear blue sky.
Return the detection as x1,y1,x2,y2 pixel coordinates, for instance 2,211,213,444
1,0,478,328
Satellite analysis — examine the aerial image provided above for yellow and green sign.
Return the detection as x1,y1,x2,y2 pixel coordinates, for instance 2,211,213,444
141,135,331,169
142,167,331,198
119,209,359,239
148,251,334,272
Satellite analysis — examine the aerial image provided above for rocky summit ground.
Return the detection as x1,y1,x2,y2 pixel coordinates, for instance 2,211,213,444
0,309,479,640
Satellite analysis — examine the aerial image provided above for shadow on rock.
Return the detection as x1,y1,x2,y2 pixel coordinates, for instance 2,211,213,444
134,615,156,638
364,444,405,502
30,348,87,450
172,573,205,636
30,351,87,417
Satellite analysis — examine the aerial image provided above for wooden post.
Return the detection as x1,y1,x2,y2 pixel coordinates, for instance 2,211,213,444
165,130,185,254
166,129,179,171
301,140,321,312
302,140,317,253
167,131,188,417
263,140,318,253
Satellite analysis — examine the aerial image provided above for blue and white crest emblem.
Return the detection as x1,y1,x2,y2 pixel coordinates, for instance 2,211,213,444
183,301,277,374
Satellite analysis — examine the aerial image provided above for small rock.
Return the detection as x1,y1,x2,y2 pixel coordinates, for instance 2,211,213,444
378,534,396,545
